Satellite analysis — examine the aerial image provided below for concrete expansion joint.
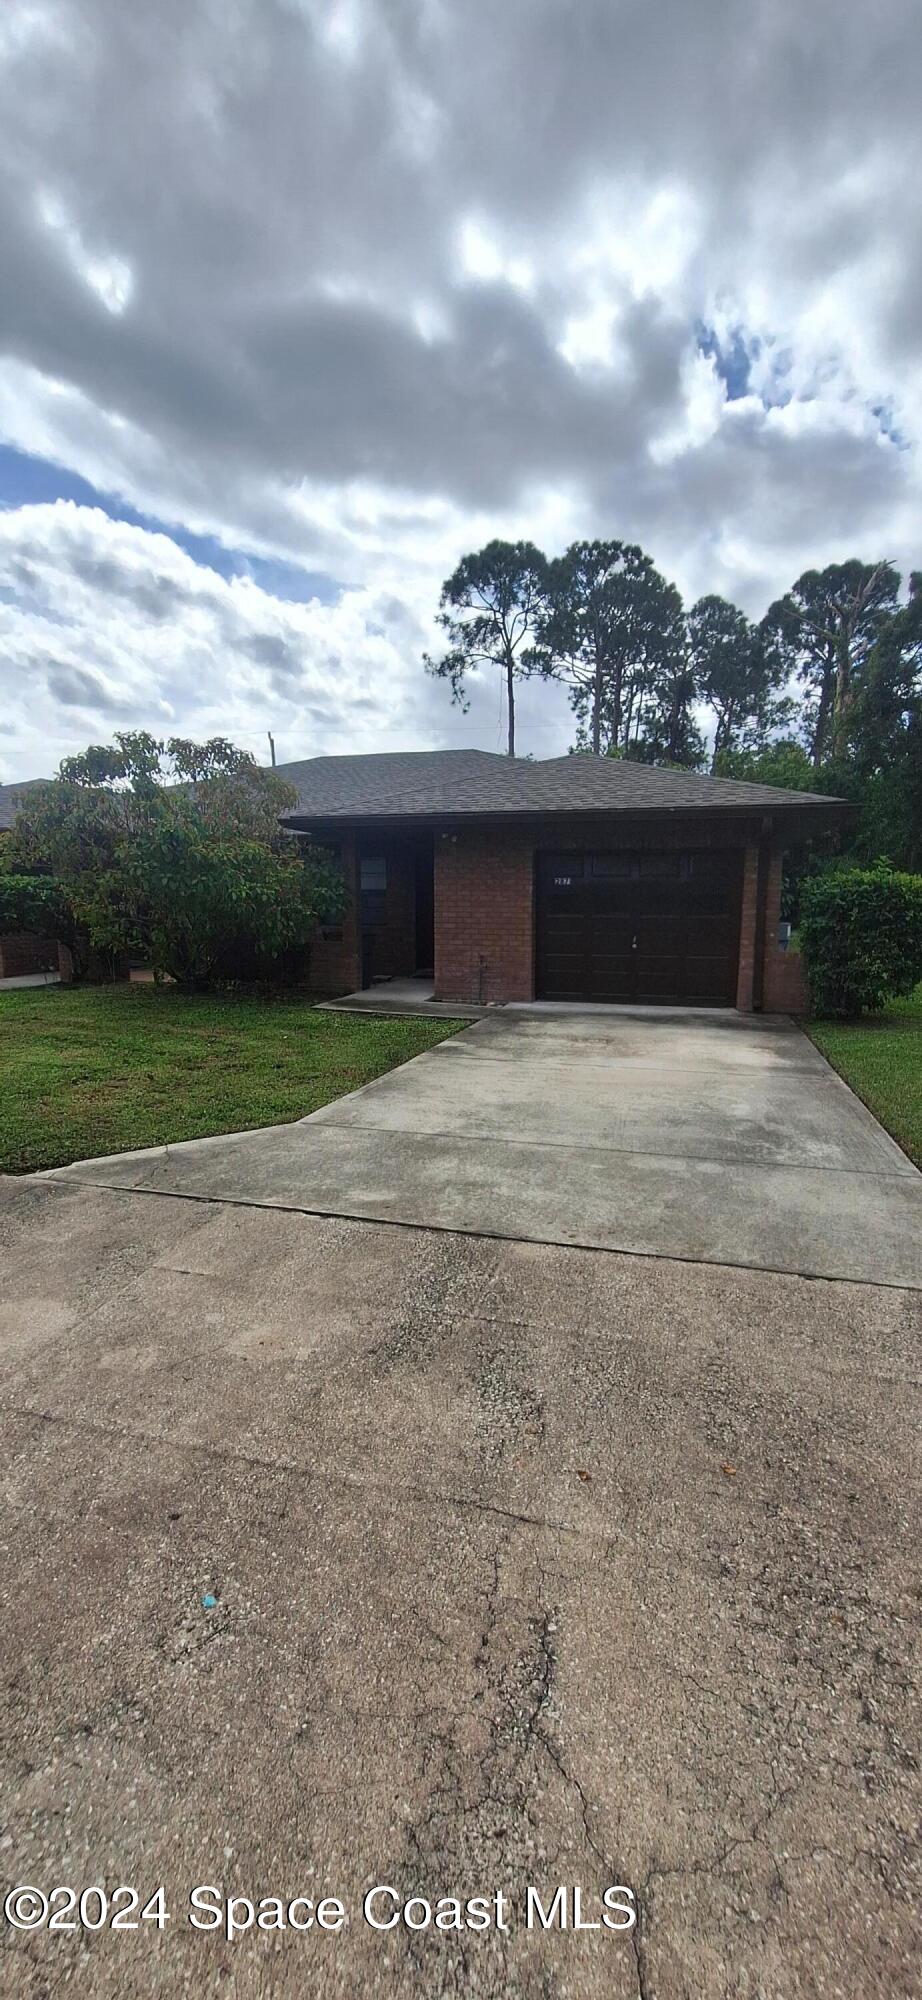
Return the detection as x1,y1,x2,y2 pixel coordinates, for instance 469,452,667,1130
28,1170,922,1292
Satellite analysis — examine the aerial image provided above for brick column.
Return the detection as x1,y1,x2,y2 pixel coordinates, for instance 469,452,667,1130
735,843,760,1011
764,845,784,956
761,841,810,1013
434,829,534,1004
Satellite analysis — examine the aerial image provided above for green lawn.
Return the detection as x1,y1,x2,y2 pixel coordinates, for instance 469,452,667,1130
0,984,464,1175
807,986,922,1169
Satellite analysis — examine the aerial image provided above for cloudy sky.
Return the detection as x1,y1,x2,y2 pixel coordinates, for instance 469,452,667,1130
0,0,918,781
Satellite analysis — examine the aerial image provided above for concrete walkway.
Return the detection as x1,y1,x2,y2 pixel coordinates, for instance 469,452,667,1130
318,973,485,1019
45,1006,922,1287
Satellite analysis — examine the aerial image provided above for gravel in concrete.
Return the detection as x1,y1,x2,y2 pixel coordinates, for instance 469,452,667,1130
1,1174,920,1998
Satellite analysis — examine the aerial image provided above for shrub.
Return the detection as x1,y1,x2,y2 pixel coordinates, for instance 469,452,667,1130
9,733,345,990
800,865,922,1017
0,868,69,939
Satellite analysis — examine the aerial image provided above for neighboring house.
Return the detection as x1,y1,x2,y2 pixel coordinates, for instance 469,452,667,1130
276,749,850,1011
0,779,68,985
0,777,45,836
0,778,47,829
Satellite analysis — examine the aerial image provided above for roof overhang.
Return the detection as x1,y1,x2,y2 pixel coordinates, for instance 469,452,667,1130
283,797,855,840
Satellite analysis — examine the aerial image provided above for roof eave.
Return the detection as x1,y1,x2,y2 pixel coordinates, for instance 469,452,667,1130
282,796,854,833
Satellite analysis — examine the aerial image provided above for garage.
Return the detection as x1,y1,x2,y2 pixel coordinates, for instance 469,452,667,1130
535,848,744,1006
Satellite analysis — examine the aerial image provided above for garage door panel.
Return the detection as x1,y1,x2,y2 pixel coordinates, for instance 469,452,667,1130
590,955,636,987
536,848,743,1006
593,919,636,951
592,891,636,917
634,913,685,946
540,920,585,943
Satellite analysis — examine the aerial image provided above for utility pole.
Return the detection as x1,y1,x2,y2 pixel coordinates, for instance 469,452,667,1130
267,731,276,767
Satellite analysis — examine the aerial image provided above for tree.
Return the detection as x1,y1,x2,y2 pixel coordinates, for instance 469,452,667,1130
0,855,72,940
627,584,706,769
10,734,344,989
540,540,688,757
848,573,922,870
540,540,640,756
762,561,900,765
632,661,707,769
424,540,547,757
687,594,792,769
712,738,821,790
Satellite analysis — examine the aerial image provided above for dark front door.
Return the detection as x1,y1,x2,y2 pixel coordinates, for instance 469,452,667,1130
535,849,743,1006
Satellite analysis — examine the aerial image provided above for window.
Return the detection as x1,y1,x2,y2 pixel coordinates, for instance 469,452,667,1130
590,853,638,879
360,855,387,891
637,851,681,880
360,854,387,927
543,852,584,883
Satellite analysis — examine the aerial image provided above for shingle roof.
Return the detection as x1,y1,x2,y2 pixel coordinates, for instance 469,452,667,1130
0,778,45,831
0,751,845,832
277,748,842,821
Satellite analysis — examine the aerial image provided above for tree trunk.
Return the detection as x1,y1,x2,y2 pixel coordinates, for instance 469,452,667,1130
623,684,635,749
592,654,602,755
832,626,852,761
612,658,623,753
812,663,834,765
506,656,515,757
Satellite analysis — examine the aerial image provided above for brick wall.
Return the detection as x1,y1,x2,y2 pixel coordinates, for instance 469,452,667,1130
307,834,361,996
434,827,535,1004
763,948,809,1012
0,932,60,980
735,842,760,1011
761,843,809,1013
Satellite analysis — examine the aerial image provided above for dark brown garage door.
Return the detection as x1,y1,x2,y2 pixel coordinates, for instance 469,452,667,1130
535,849,743,1005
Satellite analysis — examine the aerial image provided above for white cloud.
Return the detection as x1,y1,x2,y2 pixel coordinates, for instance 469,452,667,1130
36,189,133,315
0,500,576,779
0,0,917,776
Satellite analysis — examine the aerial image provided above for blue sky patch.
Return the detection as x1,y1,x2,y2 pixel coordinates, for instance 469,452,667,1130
695,323,757,401
872,403,909,451
0,445,341,603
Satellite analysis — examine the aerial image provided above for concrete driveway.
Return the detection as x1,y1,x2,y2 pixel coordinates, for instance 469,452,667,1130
46,1006,922,1287
2,1008,920,1997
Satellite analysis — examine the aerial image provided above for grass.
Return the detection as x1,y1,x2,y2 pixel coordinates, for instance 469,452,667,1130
0,983,465,1175
807,985,922,1169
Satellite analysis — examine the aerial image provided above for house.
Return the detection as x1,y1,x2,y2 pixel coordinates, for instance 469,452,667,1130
277,750,849,1011
0,779,69,985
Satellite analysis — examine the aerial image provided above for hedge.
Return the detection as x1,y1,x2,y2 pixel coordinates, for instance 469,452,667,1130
799,865,922,1018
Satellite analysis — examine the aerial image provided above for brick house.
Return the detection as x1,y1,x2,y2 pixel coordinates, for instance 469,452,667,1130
279,750,849,1012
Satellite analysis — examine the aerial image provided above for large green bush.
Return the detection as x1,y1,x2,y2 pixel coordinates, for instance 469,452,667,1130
8,733,345,990
0,866,69,939
800,865,922,1017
